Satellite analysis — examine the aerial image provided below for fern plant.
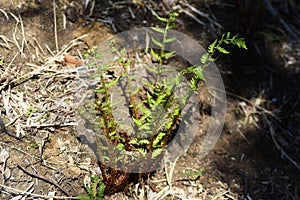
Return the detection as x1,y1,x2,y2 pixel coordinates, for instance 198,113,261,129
126,13,247,160
127,12,183,159
79,12,247,196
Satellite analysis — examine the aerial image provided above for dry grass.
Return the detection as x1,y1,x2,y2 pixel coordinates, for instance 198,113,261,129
0,3,92,199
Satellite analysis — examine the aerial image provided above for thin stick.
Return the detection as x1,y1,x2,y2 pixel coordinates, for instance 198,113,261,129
8,12,19,22
12,19,24,57
55,34,89,56
7,52,18,69
46,44,55,56
226,91,279,120
88,0,95,17
33,37,46,55
183,1,222,28
17,164,71,196
9,12,26,57
0,35,12,49
53,0,59,52
265,119,300,171
0,183,76,199
0,69,36,91
18,13,28,56
0,8,9,20
25,122,77,128
164,156,179,188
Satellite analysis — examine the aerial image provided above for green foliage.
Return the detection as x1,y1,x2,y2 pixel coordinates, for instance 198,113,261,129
208,32,247,55
180,168,204,180
120,13,185,159
182,32,247,90
82,46,100,59
76,175,105,200
90,11,247,164
81,11,247,196
150,12,179,83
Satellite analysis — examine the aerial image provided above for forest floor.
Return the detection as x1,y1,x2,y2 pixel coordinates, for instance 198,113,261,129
0,0,299,199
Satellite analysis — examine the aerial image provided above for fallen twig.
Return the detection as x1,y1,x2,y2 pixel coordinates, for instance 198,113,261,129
17,164,71,196
9,12,26,58
53,0,59,52
0,116,21,140
0,183,76,199
0,8,9,20
264,118,300,171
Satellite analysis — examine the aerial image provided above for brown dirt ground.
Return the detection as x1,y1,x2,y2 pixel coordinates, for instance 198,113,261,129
0,0,299,199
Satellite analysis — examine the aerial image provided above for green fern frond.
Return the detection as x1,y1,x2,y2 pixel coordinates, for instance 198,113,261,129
152,148,163,159
234,37,247,49
151,37,163,48
216,46,230,54
152,132,166,148
161,51,175,58
164,36,176,43
166,24,175,30
129,138,150,145
208,39,217,54
151,26,165,34
156,15,169,23
150,49,161,61
145,65,159,74
139,122,151,131
104,77,120,88
132,117,143,127
136,147,147,156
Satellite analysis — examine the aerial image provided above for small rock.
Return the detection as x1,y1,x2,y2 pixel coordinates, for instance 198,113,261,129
65,166,82,178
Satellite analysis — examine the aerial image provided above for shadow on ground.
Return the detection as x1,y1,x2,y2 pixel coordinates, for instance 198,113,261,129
184,1,300,199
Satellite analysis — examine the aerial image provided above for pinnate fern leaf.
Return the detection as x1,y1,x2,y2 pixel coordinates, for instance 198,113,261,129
151,37,163,48
151,27,165,34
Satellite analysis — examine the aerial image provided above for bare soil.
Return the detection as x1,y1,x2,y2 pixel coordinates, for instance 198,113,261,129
0,0,299,199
